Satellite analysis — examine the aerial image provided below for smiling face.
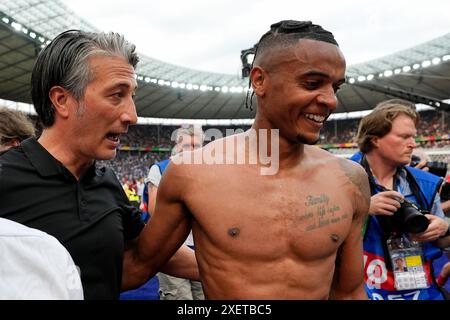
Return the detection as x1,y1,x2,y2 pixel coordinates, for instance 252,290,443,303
252,39,346,145
69,55,138,161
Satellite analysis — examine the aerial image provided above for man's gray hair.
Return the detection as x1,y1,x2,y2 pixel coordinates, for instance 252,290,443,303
31,30,139,127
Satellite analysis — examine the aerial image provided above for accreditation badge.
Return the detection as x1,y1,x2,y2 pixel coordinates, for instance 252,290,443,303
386,235,430,290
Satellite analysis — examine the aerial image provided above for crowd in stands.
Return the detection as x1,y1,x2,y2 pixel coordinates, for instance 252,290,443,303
319,109,450,146
100,109,449,182
320,118,360,144
118,125,172,149
98,151,166,183
30,110,450,183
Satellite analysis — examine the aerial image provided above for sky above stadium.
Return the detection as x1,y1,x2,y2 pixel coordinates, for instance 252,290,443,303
63,0,450,76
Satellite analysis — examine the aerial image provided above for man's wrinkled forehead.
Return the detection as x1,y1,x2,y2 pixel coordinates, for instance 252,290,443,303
88,54,137,81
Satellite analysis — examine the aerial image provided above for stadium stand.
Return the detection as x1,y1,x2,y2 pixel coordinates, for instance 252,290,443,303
93,109,449,183
1,0,449,301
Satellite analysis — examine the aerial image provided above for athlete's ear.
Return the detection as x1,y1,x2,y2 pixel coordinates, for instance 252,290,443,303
250,66,267,98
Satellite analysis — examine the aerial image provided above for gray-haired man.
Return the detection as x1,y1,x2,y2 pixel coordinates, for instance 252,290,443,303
0,30,197,299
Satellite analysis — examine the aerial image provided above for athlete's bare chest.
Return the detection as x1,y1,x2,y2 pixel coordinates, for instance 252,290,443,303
187,172,354,258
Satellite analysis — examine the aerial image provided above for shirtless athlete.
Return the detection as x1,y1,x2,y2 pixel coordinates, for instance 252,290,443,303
124,20,370,299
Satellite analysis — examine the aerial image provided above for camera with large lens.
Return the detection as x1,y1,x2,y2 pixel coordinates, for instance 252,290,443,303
410,155,448,178
393,198,430,233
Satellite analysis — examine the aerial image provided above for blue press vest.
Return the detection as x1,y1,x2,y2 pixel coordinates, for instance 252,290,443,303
350,152,445,300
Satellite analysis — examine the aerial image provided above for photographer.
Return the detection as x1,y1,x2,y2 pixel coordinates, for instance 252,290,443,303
350,100,450,300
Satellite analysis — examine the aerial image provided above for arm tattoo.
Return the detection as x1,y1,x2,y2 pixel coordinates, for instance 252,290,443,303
337,158,371,221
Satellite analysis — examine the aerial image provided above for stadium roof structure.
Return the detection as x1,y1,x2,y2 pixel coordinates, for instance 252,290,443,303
1,0,450,122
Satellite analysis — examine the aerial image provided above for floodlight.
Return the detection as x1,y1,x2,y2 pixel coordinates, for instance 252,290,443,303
432,57,441,65
421,60,431,68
